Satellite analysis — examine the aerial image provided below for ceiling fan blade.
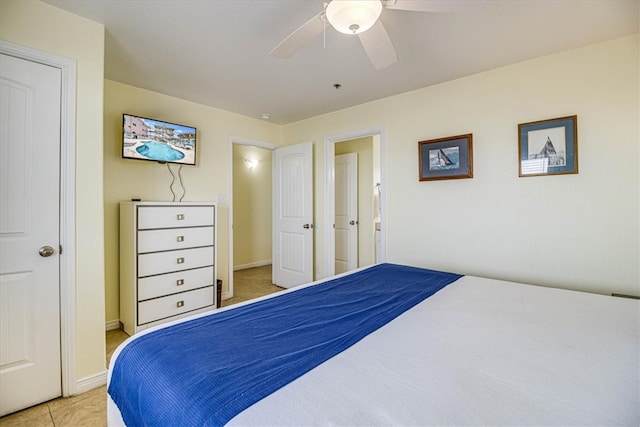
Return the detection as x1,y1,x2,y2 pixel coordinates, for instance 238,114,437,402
358,20,397,70
269,11,328,59
383,0,474,13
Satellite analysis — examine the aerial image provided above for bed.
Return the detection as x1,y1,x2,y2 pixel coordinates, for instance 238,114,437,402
107,263,639,426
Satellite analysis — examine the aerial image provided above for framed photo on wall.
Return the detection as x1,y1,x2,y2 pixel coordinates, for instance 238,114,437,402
518,115,578,177
418,134,473,181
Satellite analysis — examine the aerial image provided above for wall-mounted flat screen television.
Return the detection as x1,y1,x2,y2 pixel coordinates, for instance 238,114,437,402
122,114,197,165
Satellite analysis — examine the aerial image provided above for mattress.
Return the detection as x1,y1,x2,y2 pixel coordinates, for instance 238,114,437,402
107,264,640,426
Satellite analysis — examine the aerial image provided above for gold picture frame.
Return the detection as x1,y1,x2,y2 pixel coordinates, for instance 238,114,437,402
518,115,578,177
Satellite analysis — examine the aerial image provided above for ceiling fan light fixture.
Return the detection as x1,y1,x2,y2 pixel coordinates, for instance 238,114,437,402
326,0,383,35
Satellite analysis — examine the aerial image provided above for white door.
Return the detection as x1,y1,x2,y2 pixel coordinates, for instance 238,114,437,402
273,142,313,288
335,153,358,274
0,53,62,415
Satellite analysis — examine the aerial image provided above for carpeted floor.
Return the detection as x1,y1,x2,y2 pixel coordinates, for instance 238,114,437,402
222,265,284,307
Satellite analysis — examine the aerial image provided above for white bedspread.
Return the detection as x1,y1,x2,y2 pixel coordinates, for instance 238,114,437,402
108,274,640,426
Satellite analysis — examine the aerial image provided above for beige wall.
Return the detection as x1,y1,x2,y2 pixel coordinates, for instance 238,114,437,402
335,137,376,267
6,0,635,398
0,1,106,381
232,144,273,269
283,35,640,296
103,80,281,323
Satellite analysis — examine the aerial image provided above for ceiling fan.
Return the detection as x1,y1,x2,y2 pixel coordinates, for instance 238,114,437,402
270,0,473,70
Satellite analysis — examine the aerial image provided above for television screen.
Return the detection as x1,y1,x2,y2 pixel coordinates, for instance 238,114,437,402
122,114,197,165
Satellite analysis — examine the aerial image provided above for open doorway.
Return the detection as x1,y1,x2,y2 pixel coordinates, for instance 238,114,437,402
324,128,385,278
228,138,278,303
228,138,315,303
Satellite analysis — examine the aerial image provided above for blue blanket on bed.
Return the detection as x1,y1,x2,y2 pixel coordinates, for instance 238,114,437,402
108,263,462,426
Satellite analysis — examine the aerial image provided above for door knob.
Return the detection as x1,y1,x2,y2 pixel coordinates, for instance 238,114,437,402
39,246,55,257
349,220,359,225
303,223,314,229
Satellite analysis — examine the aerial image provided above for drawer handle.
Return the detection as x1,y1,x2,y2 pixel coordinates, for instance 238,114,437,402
177,300,184,308
177,257,185,264
177,235,184,242
176,279,184,286
177,214,185,220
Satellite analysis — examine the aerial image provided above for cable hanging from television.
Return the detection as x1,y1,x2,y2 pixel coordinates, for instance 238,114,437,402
166,163,186,202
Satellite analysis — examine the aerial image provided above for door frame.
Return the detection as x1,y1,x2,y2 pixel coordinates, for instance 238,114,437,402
0,40,77,396
227,136,278,300
324,127,386,278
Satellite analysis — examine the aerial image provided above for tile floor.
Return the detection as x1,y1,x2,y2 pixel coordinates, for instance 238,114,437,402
0,265,276,426
0,329,128,427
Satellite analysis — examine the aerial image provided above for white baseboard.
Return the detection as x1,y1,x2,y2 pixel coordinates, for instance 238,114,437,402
105,319,121,331
75,371,107,395
233,260,272,271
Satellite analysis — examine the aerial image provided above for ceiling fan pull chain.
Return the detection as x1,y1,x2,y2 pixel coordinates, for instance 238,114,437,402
323,18,325,50
323,5,326,50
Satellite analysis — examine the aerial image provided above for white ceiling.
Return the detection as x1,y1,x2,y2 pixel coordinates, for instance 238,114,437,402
43,0,638,125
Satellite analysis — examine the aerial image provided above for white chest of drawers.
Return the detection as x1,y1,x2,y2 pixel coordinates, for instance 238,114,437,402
119,201,217,335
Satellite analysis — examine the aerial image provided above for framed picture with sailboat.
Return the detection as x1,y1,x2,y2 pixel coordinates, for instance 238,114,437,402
518,115,578,177
418,134,473,181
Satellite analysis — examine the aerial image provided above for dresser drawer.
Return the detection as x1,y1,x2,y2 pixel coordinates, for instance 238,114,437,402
138,266,214,301
138,246,214,277
137,206,214,230
138,226,214,253
138,286,214,325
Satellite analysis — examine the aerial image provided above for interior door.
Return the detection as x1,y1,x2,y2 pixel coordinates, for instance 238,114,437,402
0,53,62,415
272,142,313,288
335,153,358,274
